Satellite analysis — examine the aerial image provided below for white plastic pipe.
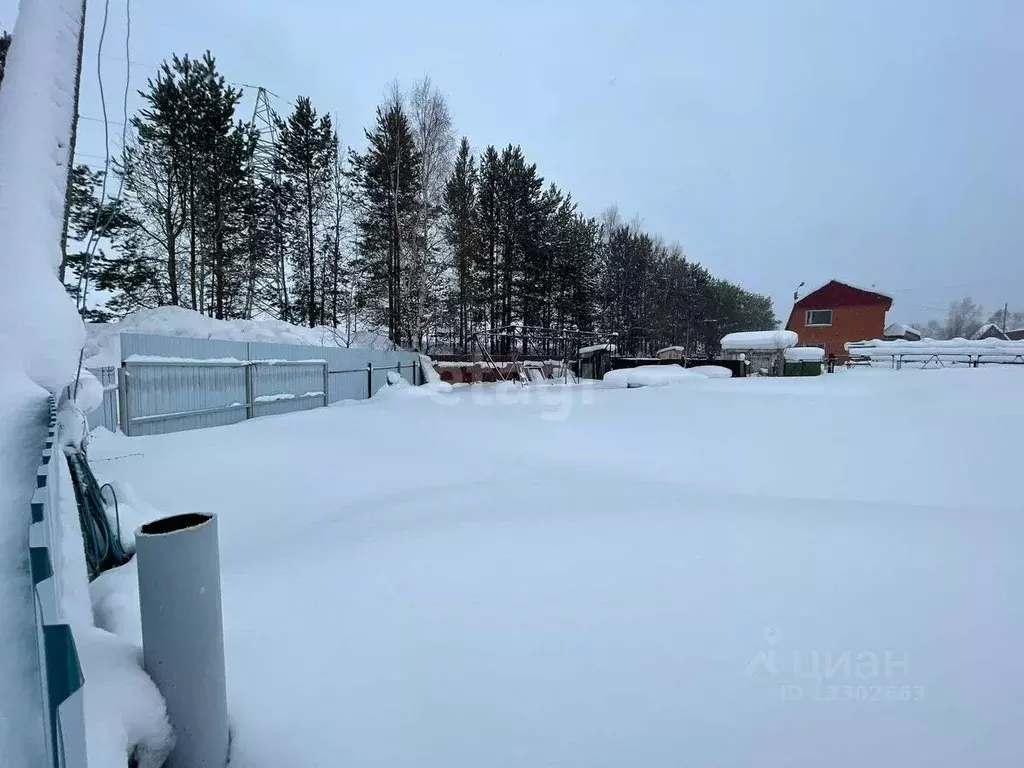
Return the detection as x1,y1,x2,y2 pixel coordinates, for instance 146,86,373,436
135,513,229,767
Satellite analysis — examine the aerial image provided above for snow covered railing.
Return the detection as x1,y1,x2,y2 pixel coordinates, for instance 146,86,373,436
845,338,1024,369
30,400,88,768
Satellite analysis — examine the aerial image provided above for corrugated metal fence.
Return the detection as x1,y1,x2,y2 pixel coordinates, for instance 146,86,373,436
32,400,88,767
100,333,422,436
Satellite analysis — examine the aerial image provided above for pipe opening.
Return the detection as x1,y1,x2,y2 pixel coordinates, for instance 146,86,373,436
140,513,212,535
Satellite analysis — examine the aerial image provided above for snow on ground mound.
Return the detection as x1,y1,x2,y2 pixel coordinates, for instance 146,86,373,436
374,376,453,401
688,364,733,378
602,364,707,388
83,306,394,367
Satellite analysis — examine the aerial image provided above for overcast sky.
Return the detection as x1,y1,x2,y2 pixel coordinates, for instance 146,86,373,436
3,0,1021,323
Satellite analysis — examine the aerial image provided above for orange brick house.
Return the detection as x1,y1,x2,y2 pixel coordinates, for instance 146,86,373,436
785,281,892,358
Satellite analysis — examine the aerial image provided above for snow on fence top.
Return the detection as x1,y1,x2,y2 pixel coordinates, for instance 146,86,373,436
784,347,825,362
845,337,1024,359
84,306,394,367
721,330,797,351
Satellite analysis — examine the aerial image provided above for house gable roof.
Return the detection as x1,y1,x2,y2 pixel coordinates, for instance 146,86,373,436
793,280,893,311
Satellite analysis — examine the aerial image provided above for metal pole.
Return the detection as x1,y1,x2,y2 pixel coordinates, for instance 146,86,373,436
367,361,373,398
135,513,229,768
244,363,254,419
322,361,329,406
117,365,130,436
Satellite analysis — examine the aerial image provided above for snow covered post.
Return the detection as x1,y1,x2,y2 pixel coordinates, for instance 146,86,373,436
135,513,229,767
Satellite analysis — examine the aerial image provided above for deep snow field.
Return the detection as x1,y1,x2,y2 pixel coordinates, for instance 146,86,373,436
89,367,1024,767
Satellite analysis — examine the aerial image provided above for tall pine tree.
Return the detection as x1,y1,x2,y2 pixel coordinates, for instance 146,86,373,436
276,97,335,328
443,137,478,351
349,100,421,345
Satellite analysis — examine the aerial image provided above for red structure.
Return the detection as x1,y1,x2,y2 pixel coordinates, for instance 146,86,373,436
785,281,892,358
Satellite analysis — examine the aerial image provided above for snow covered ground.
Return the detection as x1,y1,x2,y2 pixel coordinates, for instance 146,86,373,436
89,368,1024,767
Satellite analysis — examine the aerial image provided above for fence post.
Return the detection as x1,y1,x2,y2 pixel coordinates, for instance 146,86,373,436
244,363,254,419
322,362,330,407
367,361,373,399
413,359,419,385
117,364,130,436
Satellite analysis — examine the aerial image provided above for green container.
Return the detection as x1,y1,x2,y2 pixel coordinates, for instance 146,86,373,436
784,361,822,377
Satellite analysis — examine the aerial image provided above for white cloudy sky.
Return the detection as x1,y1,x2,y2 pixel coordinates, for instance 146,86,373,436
2,0,1021,323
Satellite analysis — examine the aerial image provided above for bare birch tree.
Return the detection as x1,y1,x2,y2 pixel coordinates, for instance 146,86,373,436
408,76,455,348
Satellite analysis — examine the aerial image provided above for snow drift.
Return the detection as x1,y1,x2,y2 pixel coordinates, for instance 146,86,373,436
602,364,708,388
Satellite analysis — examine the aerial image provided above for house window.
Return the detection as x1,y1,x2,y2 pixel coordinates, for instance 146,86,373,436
805,309,833,327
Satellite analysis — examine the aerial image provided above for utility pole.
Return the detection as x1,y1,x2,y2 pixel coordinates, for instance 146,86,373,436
1003,302,1009,331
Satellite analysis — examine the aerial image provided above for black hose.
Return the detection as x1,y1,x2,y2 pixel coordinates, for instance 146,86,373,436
65,449,130,580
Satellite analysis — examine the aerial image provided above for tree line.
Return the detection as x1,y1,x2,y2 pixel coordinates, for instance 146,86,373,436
915,298,1024,340
64,50,776,356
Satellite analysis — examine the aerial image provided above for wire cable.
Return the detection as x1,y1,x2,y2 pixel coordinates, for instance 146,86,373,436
74,0,132,398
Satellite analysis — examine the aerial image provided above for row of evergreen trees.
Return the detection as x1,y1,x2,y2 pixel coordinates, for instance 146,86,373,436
65,50,776,355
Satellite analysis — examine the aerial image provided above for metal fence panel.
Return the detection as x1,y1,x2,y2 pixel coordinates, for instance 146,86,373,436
326,347,372,403
250,361,327,419
86,366,118,432
122,361,248,436
120,332,248,362
114,334,429,434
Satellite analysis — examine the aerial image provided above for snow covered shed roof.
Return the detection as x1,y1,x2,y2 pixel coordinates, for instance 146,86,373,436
794,280,893,311
784,347,826,362
1008,328,1024,341
578,343,616,357
971,323,1008,341
721,330,798,351
884,323,920,339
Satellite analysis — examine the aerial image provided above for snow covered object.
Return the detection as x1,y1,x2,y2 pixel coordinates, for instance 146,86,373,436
720,330,797,351
0,0,89,764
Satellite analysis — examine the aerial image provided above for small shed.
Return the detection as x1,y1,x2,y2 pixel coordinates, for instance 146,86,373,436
883,323,921,342
655,346,686,360
783,346,825,376
720,330,797,377
578,343,616,380
972,323,1009,341
1007,328,1024,341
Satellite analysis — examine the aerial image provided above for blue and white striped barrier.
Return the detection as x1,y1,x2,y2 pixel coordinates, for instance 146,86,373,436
30,400,88,767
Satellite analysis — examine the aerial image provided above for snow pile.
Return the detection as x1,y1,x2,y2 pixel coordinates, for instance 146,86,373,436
688,364,733,378
602,364,707,388
418,354,442,385
374,376,453,401
721,330,797,351
77,626,173,768
784,347,826,362
84,306,394,367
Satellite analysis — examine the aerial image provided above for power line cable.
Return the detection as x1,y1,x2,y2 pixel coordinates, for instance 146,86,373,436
74,0,131,397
